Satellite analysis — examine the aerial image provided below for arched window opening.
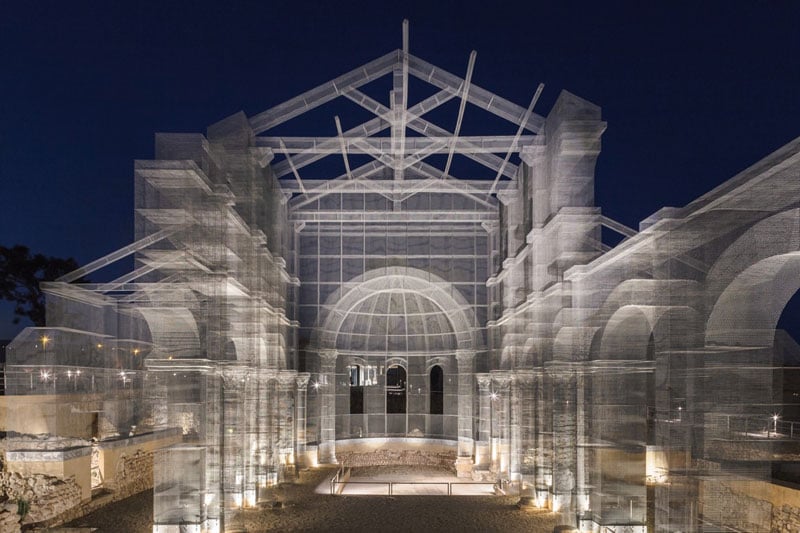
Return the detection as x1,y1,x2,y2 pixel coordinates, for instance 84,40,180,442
349,364,364,415
386,365,406,414
777,290,800,423
430,365,444,415
777,289,800,349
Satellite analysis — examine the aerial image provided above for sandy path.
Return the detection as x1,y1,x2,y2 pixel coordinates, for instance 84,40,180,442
66,466,561,533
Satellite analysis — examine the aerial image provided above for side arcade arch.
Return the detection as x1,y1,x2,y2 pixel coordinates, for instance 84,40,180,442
705,208,800,347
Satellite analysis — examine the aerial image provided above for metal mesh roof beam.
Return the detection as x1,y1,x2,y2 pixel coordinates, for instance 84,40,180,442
262,135,536,154
407,53,545,133
290,210,496,223
334,116,354,180
267,87,458,178
600,215,638,238
487,83,544,197
290,161,387,209
279,179,515,193
279,139,307,194
391,19,410,180
249,50,400,134
57,227,182,283
443,51,477,180
348,137,447,174
344,88,518,179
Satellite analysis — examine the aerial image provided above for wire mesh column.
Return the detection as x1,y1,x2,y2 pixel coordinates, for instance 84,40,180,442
318,349,338,464
455,350,476,477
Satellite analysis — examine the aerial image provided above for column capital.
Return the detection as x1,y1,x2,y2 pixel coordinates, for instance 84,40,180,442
475,373,492,390
318,349,338,364
455,349,475,362
219,364,249,387
491,370,512,390
295,372,311,389
455,350,475,371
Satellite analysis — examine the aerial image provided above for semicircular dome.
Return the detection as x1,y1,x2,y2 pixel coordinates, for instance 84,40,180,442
335,290,457,354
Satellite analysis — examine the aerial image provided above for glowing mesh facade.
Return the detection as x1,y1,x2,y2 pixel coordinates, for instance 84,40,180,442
6,23,800,532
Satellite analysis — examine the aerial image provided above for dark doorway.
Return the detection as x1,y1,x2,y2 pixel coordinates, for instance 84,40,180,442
386,365,407,414
430,365,444,415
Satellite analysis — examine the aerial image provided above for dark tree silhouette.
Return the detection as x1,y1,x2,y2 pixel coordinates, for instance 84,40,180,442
0,245,82,326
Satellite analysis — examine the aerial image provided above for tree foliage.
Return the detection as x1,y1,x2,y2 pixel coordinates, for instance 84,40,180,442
0,245,82,326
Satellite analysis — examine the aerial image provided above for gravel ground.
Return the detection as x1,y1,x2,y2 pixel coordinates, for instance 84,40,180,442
65,466,561,533
64,489,153,533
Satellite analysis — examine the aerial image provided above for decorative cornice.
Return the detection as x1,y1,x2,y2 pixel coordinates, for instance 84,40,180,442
277,370,298,387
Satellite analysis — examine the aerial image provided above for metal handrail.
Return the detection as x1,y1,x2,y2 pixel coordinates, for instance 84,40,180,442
329,478,497,496
329,464,350,495
715,414,800,441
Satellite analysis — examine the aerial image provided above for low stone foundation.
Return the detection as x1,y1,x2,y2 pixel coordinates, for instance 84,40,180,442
773,504,800,532
1,429,180,528
338,449,456,471
697,460,800,533
706,438,800,462
333,437,459,471
700,480,772,532
0,505,21,533
105,449,154,499
0,470,82,526
6,449,157,528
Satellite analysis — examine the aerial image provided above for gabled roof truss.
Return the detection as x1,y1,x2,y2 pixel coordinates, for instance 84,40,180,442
247,20,545,207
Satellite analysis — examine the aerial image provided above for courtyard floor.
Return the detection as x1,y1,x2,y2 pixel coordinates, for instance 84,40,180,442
65,466,562,532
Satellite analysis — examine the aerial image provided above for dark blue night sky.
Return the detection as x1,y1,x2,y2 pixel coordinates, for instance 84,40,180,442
1,2,799,339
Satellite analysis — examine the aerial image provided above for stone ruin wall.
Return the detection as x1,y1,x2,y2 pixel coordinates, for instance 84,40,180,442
0,447,156,529
697,460,800,533
0,470,82,530
337,449,457,471
104,449,154,499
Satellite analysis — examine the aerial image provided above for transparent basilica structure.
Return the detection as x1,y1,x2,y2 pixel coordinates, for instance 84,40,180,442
6,22,800,533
